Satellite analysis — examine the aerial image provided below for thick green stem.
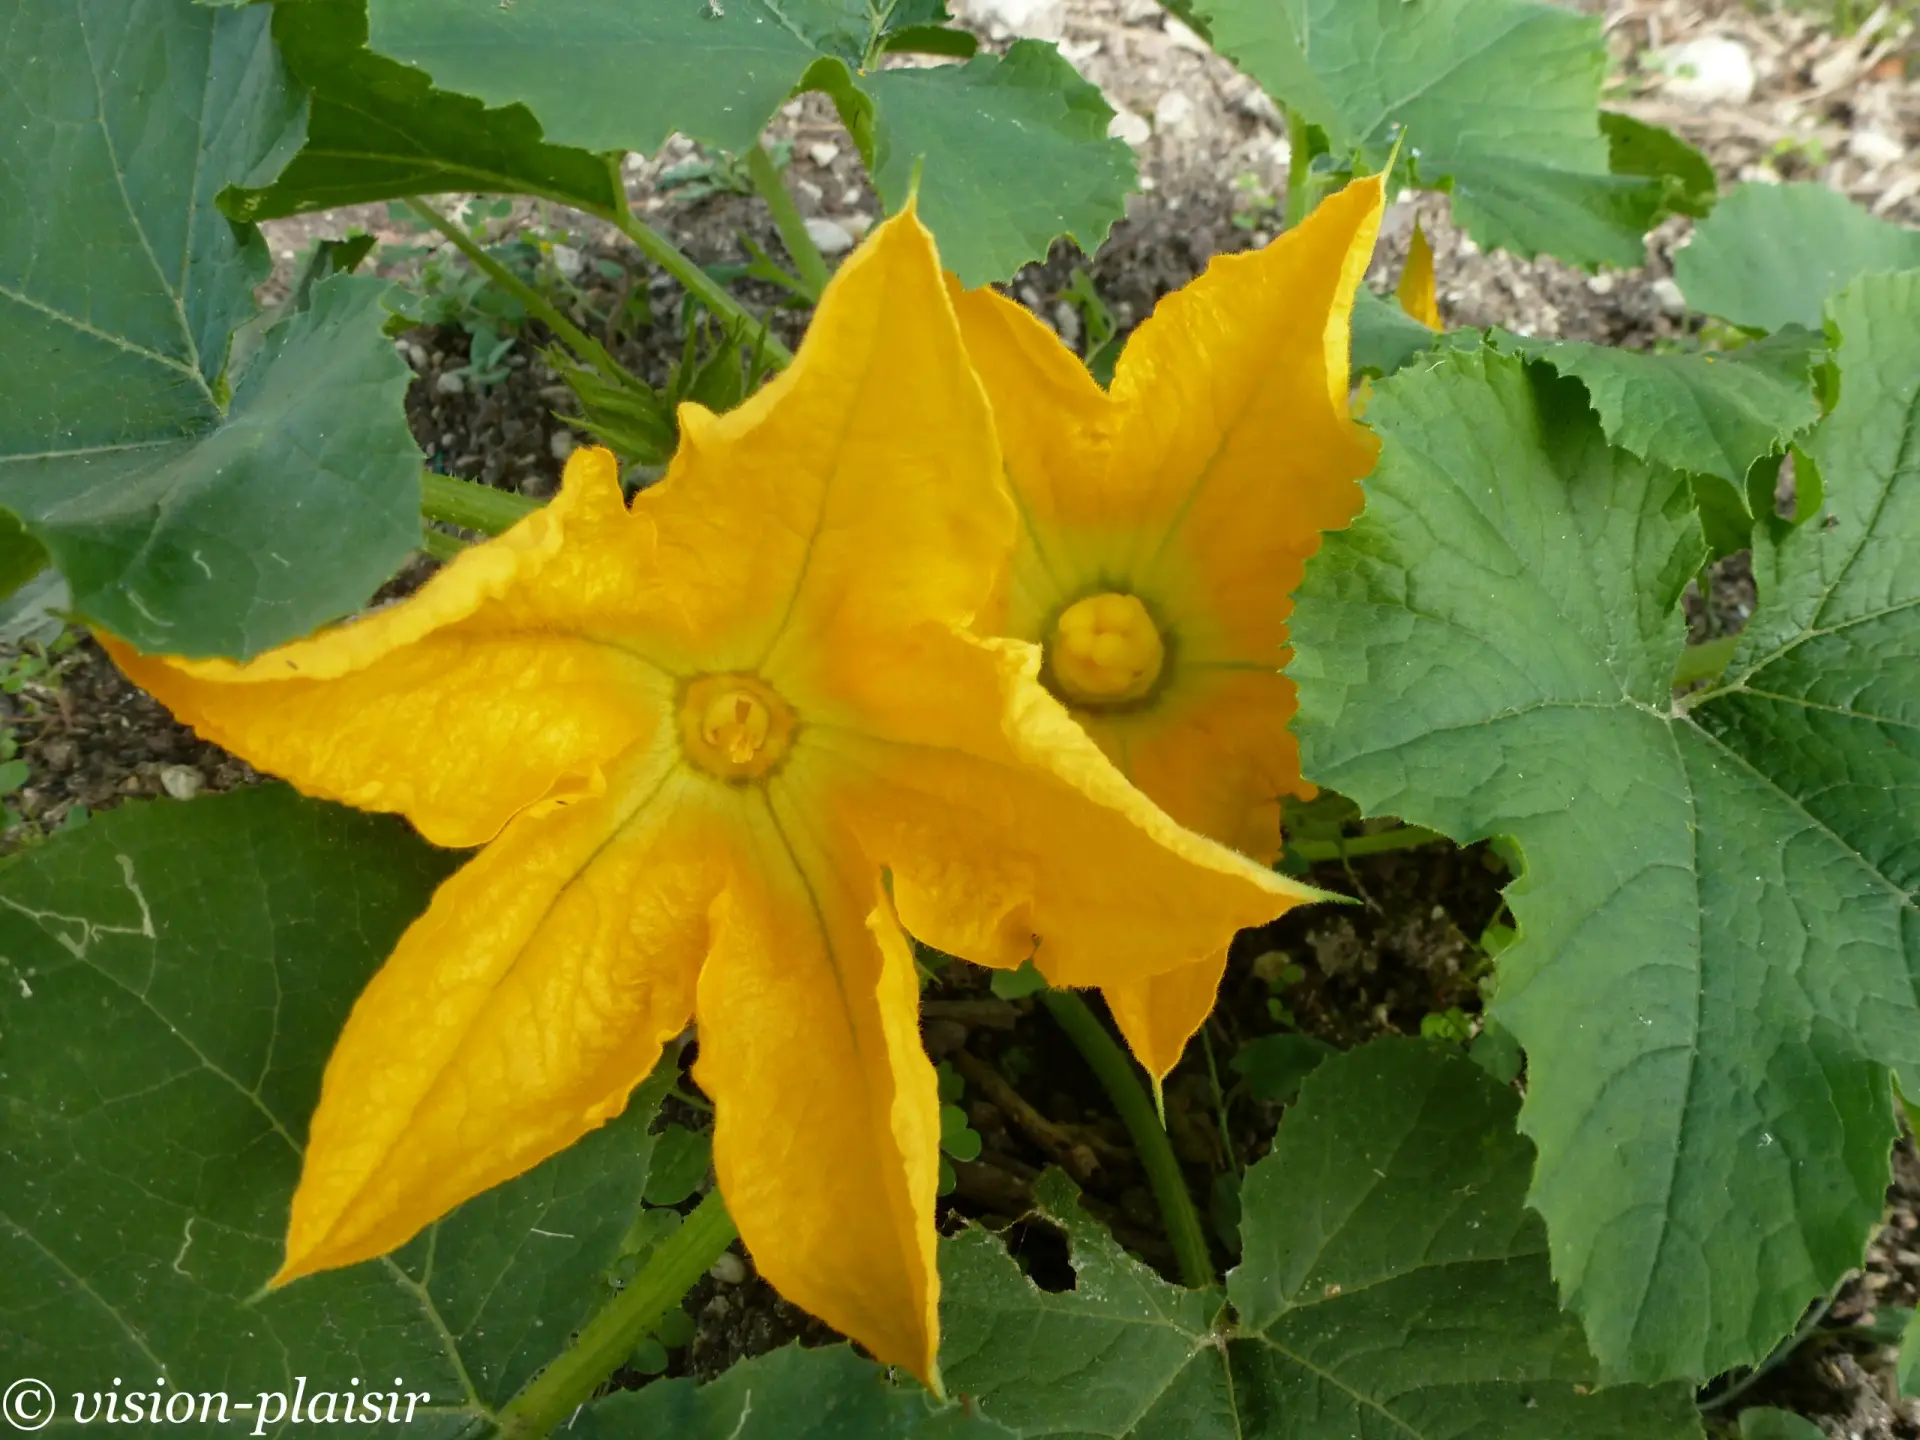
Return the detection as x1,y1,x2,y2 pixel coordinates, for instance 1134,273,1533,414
1283,106,1315,227
746,144,830,300
594,159,795,369
1289,825,1446,863
403,196,632,384
496,1189,738,1438
417,526,466,563
420,471,540,536
1040,990,1216,1289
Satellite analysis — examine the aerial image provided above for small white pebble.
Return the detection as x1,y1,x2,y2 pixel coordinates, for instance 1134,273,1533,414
1848,130,1905,170
709,1251,747,1285
1161,16,1210,51
1655,36,1756,106
1051,300,1082,349
435,371,465,396
550,430,576,462
807,141,841,168
840,212,875,240
1586,273,1616,296
549,243,584,279
804,217,855,255
1153,89,1197,137
1650,276,1687,315
1108,108,1152,149
159,765,204,801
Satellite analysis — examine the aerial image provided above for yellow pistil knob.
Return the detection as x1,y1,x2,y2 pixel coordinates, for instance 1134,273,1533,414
679,674,795,781
1049,592,1165,706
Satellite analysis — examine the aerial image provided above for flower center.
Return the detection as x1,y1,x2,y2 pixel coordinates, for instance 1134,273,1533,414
678,674,795,781
1048,592,1165,706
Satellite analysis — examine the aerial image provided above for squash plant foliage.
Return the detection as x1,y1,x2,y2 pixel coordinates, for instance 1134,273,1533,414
0,0,1914,1436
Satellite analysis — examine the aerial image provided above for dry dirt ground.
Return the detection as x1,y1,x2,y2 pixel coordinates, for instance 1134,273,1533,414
3,1,1916,1434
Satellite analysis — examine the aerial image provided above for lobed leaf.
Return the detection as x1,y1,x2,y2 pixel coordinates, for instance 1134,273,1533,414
1350,286,1447,380
575,1345,1012,1438
0,787,678,1426
226,0,620,220
361,0,1135,284
1494,327,1824,485
940,1042,1701,1438
0,0,423,658
855,42,1137,287
1291,273,1919,1383
1675,183,1920,333
1198,0,1672,267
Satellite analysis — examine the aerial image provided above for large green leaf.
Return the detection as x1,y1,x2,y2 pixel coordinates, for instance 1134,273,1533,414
226,0,619,220
1290,273,1919,1384
0,787,673,1429
941,1043,1702,1438
1494,328,1824,484
0,0,423,658
857,42,1136,286
363,0,1135,284
1199,0,1664,268
576,1345,1012,1438
1675,182,1920,333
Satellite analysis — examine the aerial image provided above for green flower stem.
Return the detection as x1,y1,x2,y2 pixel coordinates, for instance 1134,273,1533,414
417,526,466,564
1288,824,1446,863
1040,990,1216,1289
420,471,540,537
593,161,796,370
496,1188,739,1438
1284,106,1316,226
402,196,633,386
746,144,831,301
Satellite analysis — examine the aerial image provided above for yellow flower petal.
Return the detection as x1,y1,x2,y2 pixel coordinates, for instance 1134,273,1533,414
275,737,726,1282
1103,947,1229,1082
697,783,940,1382
1397,220,1442,331
822,623,1324,989
1101,177,1383,661
1089,665,1311,866
637,201,1009,678
104,450,668,848
940,269,1114,626
952,177,1385,1078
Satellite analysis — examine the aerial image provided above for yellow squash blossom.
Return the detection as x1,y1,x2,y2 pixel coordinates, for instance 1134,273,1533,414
1397,219,1442,330
949,176,1385,1081
104,209,1318,1384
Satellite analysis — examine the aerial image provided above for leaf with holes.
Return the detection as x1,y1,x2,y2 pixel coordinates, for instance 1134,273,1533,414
1674,182,1920,333
1199,0,1672,267
940,1042,1701,1438
1290,271,1919,1384
362,0,1134,284
0,786,674,1428
0,0,423,659
226,0,620,219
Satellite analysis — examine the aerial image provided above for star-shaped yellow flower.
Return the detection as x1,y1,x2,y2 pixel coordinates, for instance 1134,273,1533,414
949,176,1385,1080
104,209,1316,1383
